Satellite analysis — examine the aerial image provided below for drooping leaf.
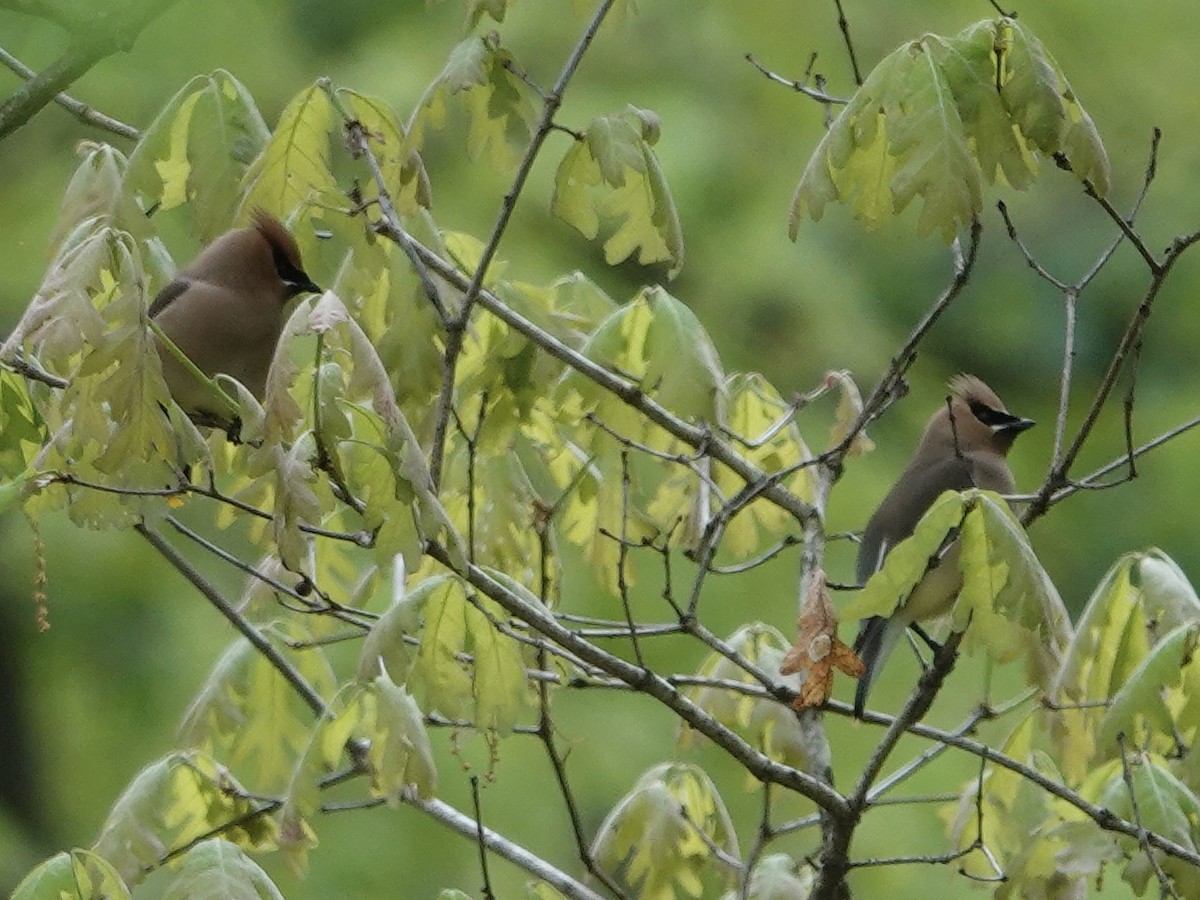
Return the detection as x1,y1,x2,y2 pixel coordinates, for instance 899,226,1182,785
163,839,284,900
1060,753,1200,897
593,762,739,899
408,33,539,171
1051,549,1200,781
178,628,337,794
330,675,438,805
942,715,1083,895
551,106,683,276
239,83,339,221
402,574,529,734
1096,624,1199,762
127,70,270,240
681,623,812,769
706,373,813,560
337,88,431,216
839,490,968,621
11,849,131,900
1000,20,1110,194
92,753,277,884
954,490,1072,688
564,285,723,425
791,18,1109,241
49,141,148,252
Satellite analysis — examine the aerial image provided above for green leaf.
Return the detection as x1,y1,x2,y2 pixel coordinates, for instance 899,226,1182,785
406,575,529,734
12,849,131,900
1051,549,1200,780
926,22,1038,191
1001,20,1110,194
1096,625,1199,761
337,88,431,216
681,623,811,769
178,629,337,794
1067,753,1200,897
840,490,968,621
408,33,539,171
127,70,270,240
791,18,1110,240
706,373,813,559
954,490,1072,687
942,715,1081,893
240,82,339,219
564,285,724,424
593,762,738,899
48,141,147,253
720,854,814,900
163,839,284,900
551,107,684,275
92,752,277,884
369,675,439,801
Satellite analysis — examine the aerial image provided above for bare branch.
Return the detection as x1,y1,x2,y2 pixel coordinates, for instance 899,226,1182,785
135,523,330,719
830,0,863,85
0,0,178,141
744,52,848,106
0,44,139,139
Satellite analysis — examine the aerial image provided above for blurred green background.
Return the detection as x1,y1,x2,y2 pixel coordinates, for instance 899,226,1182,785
1,0,1197,896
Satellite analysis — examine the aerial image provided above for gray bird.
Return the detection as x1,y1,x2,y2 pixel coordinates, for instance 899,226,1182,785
151,210,320,420
853,374,1035,719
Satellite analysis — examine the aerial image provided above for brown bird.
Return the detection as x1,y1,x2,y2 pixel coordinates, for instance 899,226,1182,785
853,374,1035,718
150,210,320,420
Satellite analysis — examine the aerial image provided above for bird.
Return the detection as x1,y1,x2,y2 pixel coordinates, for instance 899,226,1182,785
852,374,1035,719
150,210,321,422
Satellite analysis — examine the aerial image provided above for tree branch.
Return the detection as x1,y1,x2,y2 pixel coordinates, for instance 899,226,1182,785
0,0,177,141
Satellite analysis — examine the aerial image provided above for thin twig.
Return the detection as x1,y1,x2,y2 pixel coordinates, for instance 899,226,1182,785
470,776,496,900
427,0,620,489
744,53,848,106
0,44,139,139
830,0,863,85
135,523,329,718
0,0,178,140
1116,734,1180,900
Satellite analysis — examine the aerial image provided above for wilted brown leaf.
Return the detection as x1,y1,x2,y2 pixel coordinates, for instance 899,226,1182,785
780,568,865,708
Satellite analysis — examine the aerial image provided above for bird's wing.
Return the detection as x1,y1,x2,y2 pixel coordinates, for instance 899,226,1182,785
148,277,191,318
855,455,975,584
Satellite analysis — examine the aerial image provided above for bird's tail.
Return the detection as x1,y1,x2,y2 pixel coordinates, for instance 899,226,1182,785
853,615,906,719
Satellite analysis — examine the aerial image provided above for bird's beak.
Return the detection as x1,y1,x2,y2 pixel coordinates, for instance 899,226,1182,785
995,415,1036,435
285,276,323,298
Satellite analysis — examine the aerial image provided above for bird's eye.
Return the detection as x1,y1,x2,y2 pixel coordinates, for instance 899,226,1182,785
968,400,1007,426
969,400,1029,432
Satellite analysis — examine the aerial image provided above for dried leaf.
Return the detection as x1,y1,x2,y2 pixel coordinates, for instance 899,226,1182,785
780,569,864,708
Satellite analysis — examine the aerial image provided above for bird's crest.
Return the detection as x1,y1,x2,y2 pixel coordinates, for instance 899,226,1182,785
949,373,1004,411
251,208,305,272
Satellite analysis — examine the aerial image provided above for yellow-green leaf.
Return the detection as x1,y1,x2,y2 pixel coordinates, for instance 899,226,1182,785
840,490,968,621
593,762,738,900
92,753,277,884
127,70,270,240
408,33,538,171
551,107,683,275
12,849,131,900
163,839,284,900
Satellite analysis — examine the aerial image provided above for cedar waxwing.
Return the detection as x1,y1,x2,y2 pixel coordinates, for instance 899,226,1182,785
150,210,320,419
852,374,1035,719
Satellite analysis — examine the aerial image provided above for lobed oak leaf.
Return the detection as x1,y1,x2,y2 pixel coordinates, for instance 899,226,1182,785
780,569,864,708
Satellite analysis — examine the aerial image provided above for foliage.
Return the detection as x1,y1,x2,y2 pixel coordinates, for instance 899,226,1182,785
3,4,1200,900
